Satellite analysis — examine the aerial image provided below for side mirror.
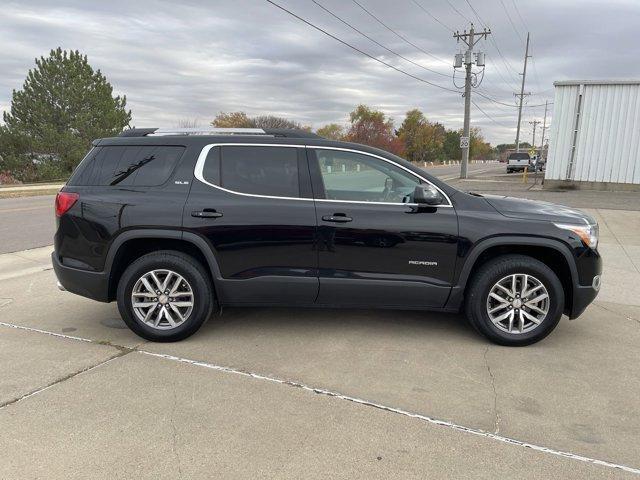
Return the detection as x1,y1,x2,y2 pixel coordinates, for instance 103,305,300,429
413,184,444,206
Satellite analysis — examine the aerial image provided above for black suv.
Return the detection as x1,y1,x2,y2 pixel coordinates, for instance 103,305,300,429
53,128,602,346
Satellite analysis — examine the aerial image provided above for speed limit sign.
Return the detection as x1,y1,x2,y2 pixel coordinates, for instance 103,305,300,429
460,136,470,148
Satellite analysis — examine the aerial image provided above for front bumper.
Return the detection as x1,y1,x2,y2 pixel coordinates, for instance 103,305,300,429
569,274,601,319
52,252,110,302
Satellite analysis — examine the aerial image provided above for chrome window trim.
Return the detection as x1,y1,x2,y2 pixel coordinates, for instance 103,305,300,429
193,143,453,208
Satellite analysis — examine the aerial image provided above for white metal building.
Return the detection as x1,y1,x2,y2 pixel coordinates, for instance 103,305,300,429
546,80,640,189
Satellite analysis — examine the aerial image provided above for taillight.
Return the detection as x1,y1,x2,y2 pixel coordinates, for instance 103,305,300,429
55,192,79,217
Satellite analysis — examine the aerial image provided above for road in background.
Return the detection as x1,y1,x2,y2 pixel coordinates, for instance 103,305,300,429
427,162,499,180
1,161,638,255
0,195,55,254
0,164,496,255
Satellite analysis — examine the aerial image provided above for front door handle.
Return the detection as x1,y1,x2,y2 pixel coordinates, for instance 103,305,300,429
191,209,223,219
322,213,352,223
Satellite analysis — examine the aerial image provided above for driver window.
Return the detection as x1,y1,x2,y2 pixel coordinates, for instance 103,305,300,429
314,149,421,203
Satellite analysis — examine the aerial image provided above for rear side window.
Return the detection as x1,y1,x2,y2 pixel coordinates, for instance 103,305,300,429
200,146,220,185
214,146,299,198
68,145,185,186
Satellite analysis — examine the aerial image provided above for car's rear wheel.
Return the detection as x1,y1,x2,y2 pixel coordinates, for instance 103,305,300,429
117,250,214,342
465,254,564,346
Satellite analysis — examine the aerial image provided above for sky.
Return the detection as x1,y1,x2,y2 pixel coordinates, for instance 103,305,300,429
1,0,639,145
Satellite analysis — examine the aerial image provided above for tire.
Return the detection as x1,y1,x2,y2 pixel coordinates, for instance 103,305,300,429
465,254,564,346
116,250,214,342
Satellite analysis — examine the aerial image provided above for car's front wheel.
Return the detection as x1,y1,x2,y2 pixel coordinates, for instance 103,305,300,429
465,255,564,346
117,250,214,342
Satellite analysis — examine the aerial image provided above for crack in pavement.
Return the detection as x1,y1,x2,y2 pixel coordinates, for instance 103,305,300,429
1,320,640,476
483,346,501,434
169,381,184,480
593,302,640,326
0,348,133,411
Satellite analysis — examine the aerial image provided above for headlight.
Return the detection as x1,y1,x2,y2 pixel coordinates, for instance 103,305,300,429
554,222,599,249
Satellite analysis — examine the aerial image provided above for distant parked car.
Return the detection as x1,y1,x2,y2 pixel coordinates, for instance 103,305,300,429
506,152,531,173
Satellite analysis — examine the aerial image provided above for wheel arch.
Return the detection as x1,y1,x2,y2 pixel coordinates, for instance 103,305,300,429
449,236,578,314
105,229,222,302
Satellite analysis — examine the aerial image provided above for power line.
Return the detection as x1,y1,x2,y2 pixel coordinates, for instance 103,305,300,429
498,0,524,44
351,0,451,67
478,54,521,94
441,0,520,92
462,0,521,87
445,0,472,23
311,0,451,78
472,100,512,128
266,0,550,110
409,0,454,33
463,0,488,28
266,0,458,93
511,0,528,31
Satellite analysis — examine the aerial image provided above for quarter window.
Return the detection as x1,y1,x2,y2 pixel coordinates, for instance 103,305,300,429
68,145,184,187
217,146,300,198
313,149,421,203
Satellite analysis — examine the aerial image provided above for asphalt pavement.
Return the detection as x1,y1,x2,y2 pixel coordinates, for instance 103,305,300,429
0,195,56,254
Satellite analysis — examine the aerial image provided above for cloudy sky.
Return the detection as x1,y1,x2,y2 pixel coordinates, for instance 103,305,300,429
1,0,639,144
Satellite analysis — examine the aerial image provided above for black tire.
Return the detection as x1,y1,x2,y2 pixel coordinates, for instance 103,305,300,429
465,254,564,346
116,250,214,342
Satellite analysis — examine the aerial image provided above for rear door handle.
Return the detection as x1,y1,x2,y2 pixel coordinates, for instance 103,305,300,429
322,213,352,223
191,209,223,219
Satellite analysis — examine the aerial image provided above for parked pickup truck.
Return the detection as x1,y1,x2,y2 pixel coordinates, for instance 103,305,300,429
506,152,531,173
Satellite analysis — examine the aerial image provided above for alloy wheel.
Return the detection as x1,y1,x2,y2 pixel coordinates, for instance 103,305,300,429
486,273,549,334
131,269,194,330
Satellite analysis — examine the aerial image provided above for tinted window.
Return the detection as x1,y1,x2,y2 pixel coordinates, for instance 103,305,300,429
201,146,220,185
68,145,184,186
508,153,530,160
220,146,299,197
313,149,420,203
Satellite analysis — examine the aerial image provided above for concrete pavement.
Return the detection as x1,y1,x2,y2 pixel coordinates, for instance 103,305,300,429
1,206,640,478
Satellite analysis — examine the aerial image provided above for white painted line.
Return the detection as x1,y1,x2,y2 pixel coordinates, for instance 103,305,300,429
1,320,639,476
139,350,640,476
0,321,95,344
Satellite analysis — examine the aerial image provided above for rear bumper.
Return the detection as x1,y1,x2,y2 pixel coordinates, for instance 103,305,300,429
52,252,110,302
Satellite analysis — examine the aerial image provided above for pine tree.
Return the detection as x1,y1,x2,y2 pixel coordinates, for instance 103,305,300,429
0,48,131,180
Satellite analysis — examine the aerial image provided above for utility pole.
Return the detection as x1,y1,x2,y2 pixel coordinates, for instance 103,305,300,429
529,119,541,151
453,23,491,179
539,100,549,159
514,32,531,152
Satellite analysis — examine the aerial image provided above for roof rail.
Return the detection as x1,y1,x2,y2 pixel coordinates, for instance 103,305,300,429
119,127,268,137
263,129,321,139
118,127,321,139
